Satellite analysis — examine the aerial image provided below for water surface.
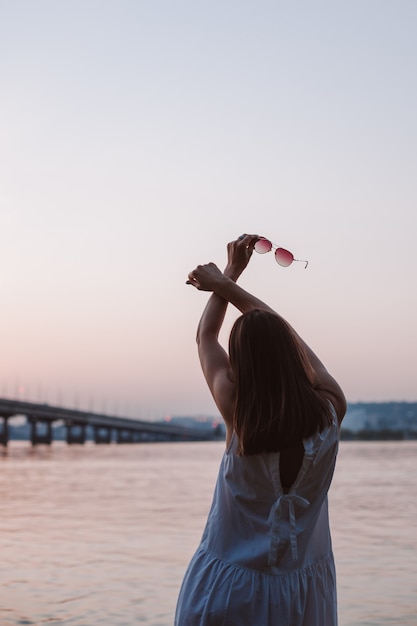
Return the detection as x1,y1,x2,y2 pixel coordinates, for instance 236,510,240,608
0,441,416,625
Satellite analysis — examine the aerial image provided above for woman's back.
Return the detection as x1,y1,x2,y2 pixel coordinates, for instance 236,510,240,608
280,439,305,492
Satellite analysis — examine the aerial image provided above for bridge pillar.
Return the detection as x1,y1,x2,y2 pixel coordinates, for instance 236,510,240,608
28,417,53,445
0,416,9,446
116,429,135,443
94,426,112,444
66,422,86,444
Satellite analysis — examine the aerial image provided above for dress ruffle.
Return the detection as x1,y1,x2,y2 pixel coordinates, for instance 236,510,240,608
176,546,337,626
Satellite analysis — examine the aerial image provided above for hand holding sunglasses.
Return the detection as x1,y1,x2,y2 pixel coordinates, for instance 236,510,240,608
254,237,308,269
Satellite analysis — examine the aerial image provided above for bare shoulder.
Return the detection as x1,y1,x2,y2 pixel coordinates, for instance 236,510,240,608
324,388,347,425
312,363,347,425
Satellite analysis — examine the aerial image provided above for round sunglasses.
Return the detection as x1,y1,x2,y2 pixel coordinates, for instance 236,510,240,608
254,237,308,268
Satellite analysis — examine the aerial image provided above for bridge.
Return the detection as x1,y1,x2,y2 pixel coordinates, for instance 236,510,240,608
0,398,219,446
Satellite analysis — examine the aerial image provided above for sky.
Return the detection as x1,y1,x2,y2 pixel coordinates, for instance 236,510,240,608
1,0,416,420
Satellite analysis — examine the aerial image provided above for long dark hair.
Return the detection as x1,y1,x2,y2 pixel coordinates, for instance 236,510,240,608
228,309,333,455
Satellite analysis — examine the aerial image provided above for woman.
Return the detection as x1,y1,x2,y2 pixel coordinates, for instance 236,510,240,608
176,234,346,625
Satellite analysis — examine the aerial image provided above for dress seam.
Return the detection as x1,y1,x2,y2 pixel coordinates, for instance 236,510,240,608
199,545,334,578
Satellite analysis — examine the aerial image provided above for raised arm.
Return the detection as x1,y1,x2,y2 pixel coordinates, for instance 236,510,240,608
188,235,346,424
188,235,271,339
186,235,261,427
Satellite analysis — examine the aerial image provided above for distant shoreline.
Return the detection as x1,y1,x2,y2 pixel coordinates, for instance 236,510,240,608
5,431,417,443
340,428,417,441
3,401,417,443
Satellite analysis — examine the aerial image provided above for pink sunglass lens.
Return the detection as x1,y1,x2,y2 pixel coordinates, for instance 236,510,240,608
254,238,272,254
275,248,294,267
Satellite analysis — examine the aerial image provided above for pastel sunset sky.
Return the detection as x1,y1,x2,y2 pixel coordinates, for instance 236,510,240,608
1,1,416,419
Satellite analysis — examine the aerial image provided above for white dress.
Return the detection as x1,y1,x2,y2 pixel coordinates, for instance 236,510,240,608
175,415,339,626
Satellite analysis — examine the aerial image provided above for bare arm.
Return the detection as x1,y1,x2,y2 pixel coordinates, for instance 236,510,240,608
186,236,260,428
187,235,347,425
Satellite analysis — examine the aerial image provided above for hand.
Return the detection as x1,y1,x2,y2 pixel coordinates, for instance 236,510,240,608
225,233,259,280
186,262,224,291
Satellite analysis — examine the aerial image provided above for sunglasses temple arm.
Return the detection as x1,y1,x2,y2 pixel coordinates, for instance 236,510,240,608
294,259,309,269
